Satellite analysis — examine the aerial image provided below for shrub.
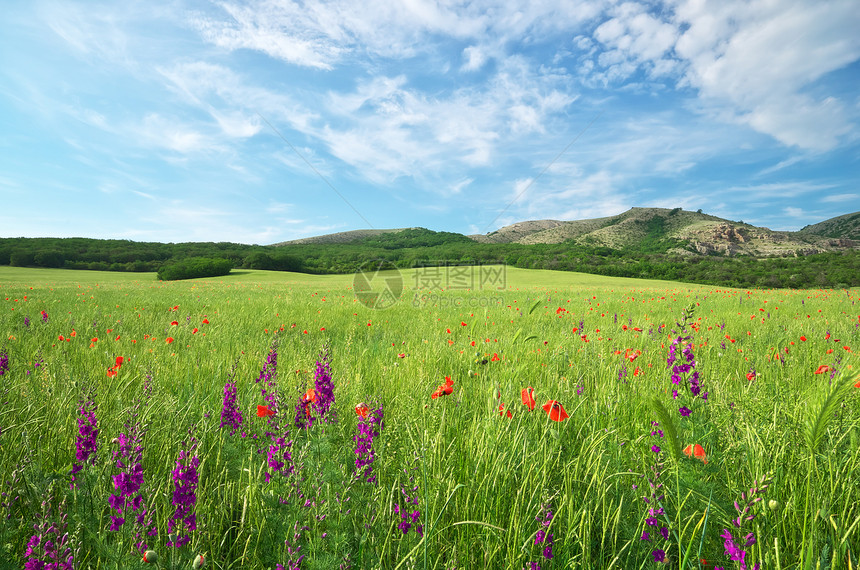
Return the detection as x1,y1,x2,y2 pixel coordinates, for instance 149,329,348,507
157,257,233,281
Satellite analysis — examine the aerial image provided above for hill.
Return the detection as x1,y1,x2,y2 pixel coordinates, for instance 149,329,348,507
469,207,858,256
272,228,412,245
797,211,860,240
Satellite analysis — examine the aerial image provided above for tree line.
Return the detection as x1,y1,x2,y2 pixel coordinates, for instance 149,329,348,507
1,232,857,289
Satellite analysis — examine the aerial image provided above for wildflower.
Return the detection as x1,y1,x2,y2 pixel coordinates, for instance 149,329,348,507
395,460,423,537
431,376,454,399
814,364,832,374
683,444,708,464
257,405,275,417
70,387,99,488
542,400,568,422
167,427,199,548
533,504,555,560
294,387,314,430
498,403,513,418
354,402,384,483
312,347,336,423
521,387,536,410
219,363,244,436
142,550,158,564
165,337,174,344
717,475,770,570
0,349,9,376
24,493,73,570
355,403,369,419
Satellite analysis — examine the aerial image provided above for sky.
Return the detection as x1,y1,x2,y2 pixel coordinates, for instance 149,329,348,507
1,0,859,244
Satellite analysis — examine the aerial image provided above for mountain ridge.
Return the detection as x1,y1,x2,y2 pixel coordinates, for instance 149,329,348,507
272,207,860,257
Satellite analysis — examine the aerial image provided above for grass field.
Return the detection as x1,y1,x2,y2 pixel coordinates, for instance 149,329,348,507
0,266,858,569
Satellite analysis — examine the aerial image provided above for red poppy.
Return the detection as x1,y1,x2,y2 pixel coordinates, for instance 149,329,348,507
490,353,500,362
746,371,756,381
303,388,317,403
355,403,369,419
257,405,275,417
202,318,209,324
800,336,807,341
431,377,454,399
192,327,198,334
171,320,179,326
814,365,832,374
683,444,708,464
165,337,174,344
115,356,124,367
397,353,406,358
498,403,512,418
542,400,568,422
521,387,536,411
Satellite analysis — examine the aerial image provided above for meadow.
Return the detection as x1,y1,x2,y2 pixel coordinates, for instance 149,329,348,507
0,265,857,570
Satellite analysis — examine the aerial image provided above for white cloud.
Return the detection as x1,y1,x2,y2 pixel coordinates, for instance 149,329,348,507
821,193,859,204
671,0,860,151
461,45,488,71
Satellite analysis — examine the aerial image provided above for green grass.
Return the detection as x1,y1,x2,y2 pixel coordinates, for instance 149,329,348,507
0,267,857,569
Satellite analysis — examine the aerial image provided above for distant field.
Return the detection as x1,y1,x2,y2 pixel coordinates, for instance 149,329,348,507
1,266,857,569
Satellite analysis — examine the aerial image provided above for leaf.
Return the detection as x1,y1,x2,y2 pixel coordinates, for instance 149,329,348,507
804,368,857,455
648,397,682,461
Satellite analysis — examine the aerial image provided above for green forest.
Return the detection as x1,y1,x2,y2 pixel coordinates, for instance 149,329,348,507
1,230,857,288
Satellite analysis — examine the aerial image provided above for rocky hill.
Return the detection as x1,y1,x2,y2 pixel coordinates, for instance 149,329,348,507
468,207,858,257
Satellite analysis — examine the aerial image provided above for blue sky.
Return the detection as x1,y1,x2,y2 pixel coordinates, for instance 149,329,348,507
1,0,859,244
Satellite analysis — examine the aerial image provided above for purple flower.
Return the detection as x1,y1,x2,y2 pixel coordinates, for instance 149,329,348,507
312,347,336,423
354,402,384,483
70,388,98,488
395,460,423,538
219,362,244,436
294,385,314,431
168,427,199,548
533,504,554,560
24,495,73,570
652,549,666,562
0,349,8,376
107,385,152,539
679,406,692,417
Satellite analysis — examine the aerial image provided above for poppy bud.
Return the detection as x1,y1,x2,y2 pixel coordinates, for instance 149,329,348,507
142,550,158,564
768,499,780,511
193,554,206,569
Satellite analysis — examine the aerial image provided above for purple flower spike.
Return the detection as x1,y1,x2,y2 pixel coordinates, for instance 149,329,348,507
168,427,199,548
70,387,98,489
